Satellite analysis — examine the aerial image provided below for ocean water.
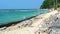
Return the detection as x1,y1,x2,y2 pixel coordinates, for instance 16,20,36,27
0,9,49,24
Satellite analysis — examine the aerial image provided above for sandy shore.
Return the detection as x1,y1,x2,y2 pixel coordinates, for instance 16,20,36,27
0,10,59,34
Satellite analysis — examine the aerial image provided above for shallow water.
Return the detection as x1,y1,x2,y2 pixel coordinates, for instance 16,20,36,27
0,9,49,24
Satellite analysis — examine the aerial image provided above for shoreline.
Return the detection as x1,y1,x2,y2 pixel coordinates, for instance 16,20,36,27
0,10,59,34
0,12,46,28
0,10,49,28
0,15,38,28
0,11,58,34
0,9,49,28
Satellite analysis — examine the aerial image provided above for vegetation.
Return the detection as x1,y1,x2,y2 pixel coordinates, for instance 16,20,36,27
40,0,60,9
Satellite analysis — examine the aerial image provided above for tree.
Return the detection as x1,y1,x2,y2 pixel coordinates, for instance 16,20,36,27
40,0,60,9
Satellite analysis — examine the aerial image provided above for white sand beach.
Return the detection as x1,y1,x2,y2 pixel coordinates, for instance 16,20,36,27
0,10,60,34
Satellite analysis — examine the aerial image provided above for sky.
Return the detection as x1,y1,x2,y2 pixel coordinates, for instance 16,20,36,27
0,0,44,9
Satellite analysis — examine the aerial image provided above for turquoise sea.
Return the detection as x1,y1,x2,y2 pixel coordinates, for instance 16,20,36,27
0,9,49,24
